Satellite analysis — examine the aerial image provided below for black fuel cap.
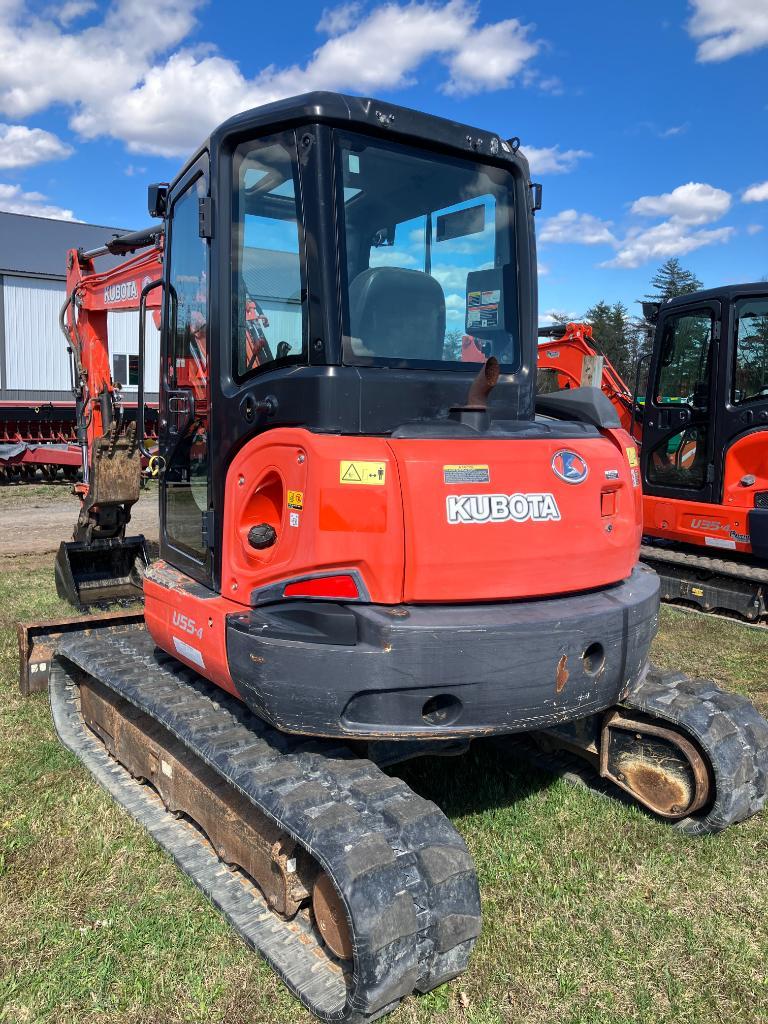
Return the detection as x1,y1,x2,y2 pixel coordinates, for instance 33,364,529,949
248,523,278,549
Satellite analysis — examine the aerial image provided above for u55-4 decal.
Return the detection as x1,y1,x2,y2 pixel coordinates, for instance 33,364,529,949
447,493,561,524
172,610,204,639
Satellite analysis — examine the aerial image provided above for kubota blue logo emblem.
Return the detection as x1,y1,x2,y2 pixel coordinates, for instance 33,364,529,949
552,450,588,484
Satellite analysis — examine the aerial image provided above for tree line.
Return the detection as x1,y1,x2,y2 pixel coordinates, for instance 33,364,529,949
549,257,704,384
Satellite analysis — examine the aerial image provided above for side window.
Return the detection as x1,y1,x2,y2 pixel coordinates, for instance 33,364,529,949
233,135,306,380
656,312,713,407
733,297,768,404
169,179,209,395
164,174,210,562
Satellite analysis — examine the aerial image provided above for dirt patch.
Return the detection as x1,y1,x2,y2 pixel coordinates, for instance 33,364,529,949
0,490,159,563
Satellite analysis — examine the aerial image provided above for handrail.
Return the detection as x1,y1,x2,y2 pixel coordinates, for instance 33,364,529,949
137,278,164,459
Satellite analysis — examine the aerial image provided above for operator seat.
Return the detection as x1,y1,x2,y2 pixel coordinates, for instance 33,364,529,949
348,267,446,361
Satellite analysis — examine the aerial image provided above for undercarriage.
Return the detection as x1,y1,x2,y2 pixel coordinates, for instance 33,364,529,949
641,542,768,623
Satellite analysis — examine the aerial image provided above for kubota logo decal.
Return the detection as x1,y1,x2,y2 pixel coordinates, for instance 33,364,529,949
552,450,588,484
104,281,138,303
446,493,560,524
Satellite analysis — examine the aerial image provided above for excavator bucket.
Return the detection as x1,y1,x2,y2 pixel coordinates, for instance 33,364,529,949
54,535,149,608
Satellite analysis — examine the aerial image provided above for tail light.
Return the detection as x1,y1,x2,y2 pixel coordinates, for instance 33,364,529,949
283,574,360,600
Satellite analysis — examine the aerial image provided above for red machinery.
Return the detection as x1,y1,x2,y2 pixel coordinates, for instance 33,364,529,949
536,322,637,434
55,228,163,603
17,95,768,1022
536,303,768,620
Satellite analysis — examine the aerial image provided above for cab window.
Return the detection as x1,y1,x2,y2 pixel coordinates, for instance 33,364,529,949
232,134,307,381
337,132,518,371
732,297,768,404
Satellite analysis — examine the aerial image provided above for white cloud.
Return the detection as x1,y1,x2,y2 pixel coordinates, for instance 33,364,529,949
443,18,539,95
317,3,361,35
687,0,768,62
747,223,764,235
660,123,688,137
537,261,549,276
630,182,731,224
432,265,469,292
0,0,204,120
0,182,78,219
539,309,577,325
0,123,73,168
538,209,617,246
743,180,768,203
0,1,542,157
444,291,466,319
370,248,418,267
539,181,737,270
522,145,591,175
56,1,97,24
602,221,734,270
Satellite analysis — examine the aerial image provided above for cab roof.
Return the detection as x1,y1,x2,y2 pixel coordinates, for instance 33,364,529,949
172,91,527,192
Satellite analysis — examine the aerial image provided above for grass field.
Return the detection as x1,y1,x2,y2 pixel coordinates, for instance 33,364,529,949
1,557,767,1023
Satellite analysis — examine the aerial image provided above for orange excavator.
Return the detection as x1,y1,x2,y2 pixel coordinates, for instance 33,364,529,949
16,94,768,1021
535,297,768,621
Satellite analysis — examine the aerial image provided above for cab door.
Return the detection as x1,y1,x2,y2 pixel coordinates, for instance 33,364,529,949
159,156,213,586
641,301,721,504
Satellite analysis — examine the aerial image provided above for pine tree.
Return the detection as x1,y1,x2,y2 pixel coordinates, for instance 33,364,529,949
645,257,703,302
584,300,640,381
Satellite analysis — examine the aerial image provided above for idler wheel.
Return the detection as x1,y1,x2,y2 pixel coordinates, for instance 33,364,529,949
312,870,352,960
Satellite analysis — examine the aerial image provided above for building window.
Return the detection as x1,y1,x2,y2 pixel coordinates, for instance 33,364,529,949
113,354,127,385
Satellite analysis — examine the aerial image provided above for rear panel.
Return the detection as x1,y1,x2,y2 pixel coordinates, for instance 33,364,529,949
394,435,640,601
219,426,641,607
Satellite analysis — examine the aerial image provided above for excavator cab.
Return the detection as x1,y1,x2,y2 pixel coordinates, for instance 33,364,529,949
640,284,768,617
135,93,656,735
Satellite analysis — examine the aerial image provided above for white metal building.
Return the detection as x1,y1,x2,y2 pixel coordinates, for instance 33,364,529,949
0,212,160,403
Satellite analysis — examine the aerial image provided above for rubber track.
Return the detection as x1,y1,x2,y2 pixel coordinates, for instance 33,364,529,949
641,543,768,585
623,666,768,834
510,665,768,836
50,625,481,1023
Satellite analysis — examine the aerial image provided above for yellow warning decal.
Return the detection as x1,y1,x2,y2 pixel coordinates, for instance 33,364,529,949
287,490,303,510
691,586,704,597
339,461,387,485
626,446,639,467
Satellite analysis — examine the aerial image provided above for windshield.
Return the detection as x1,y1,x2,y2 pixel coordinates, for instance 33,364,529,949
337,131,519,370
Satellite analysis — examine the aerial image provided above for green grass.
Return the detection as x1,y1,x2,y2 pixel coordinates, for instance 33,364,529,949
1,565,767,1024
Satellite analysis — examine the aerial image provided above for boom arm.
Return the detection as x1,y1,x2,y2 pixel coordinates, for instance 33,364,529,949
55,229,163,606
536,322,638,435
62,230,163,460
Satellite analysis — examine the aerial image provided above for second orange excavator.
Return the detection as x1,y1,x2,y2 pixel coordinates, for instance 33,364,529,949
534,294,768,621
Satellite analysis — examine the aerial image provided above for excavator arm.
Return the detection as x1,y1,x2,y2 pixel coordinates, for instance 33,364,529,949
536,322,639,436
56,228,163,606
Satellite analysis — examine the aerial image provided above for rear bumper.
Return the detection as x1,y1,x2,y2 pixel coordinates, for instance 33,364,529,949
226,565,660,740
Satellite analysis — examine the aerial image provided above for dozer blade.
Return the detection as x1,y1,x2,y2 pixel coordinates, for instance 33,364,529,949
54,535,149,608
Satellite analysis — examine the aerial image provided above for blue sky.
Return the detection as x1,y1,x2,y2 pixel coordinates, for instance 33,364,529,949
1,0,766,322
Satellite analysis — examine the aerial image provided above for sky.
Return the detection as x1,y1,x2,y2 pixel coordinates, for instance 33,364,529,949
0,0,767,323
